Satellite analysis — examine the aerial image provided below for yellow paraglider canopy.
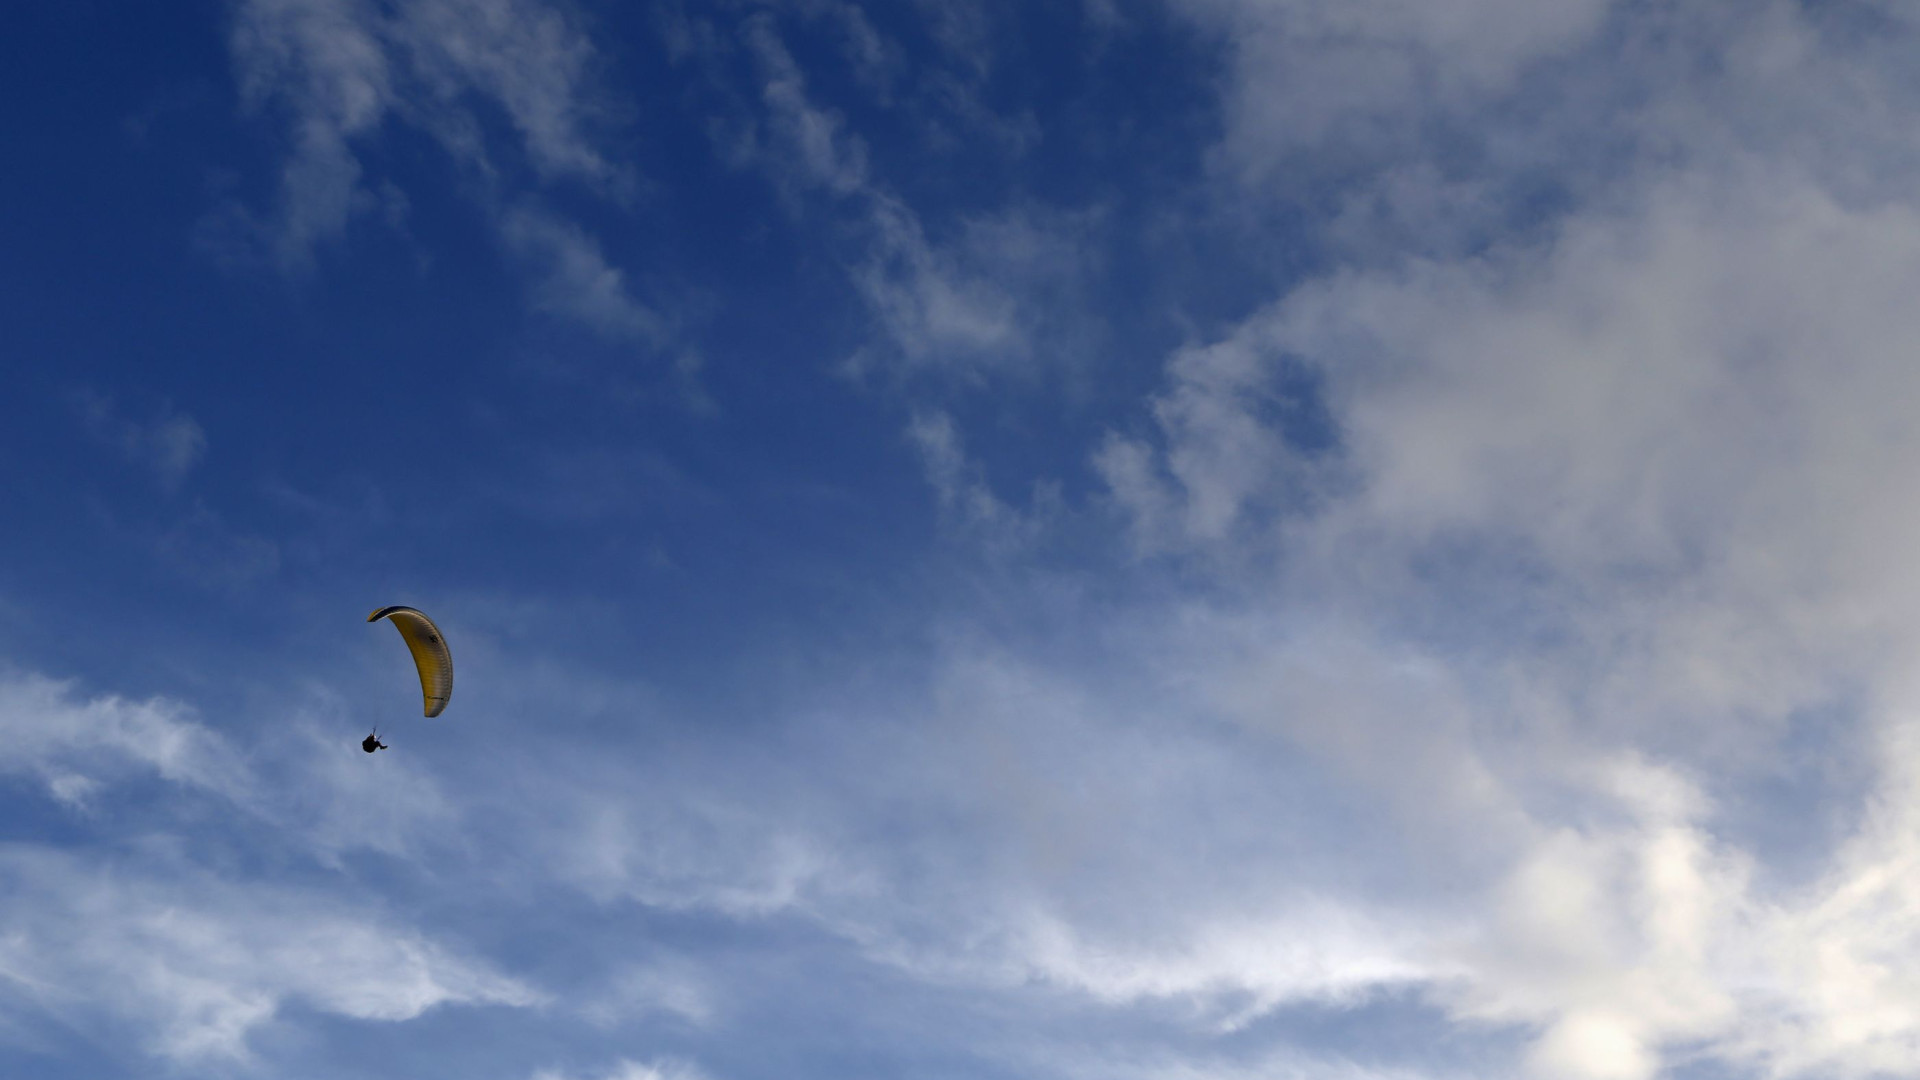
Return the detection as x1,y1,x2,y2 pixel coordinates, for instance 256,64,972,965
368,605,453,717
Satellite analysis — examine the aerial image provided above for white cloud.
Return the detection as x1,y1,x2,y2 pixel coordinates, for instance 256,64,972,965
1005,900,1435,1023
0,847,539,1062
0,668,458,865
1743,717,1920,1075
1188,619,1920,1077
0,667,525,1065
1170,0,1615,187
532,1059,715,1080
1109,163,1920,729
1045,1046,1463,1080
1444,774,1754,1077
1421,730,1920,1079
0,671,251,808
393,0,616,184
743,12,871,197
1088,11,1920,1065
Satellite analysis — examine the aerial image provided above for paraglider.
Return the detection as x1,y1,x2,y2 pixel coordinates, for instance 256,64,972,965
365,605,453,751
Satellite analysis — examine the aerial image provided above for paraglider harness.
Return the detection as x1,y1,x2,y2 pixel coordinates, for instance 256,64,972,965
362,729,388,753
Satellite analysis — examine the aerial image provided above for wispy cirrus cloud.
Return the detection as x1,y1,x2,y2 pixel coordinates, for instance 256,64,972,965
662,7,1104,526
74,392,207,492
500,203,668,346
216,0,664,352
227,0,617,246
673,7,1094,384
905,409,1054,550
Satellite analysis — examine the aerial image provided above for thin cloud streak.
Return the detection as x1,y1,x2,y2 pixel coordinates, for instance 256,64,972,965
674,7,1091,382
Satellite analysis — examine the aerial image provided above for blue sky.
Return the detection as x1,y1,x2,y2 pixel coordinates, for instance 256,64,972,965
8,2,1920,1078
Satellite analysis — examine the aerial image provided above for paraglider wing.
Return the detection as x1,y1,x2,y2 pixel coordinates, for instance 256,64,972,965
368,605,453,717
